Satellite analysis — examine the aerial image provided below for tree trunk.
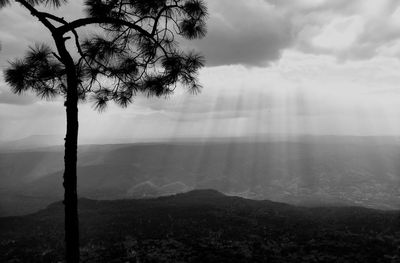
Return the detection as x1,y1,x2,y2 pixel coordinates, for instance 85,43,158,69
64,68,80,263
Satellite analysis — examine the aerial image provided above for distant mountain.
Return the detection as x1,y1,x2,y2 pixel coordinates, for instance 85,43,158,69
127,181,191,198
0,136,400,216
0,190,399,262
0,135,64,151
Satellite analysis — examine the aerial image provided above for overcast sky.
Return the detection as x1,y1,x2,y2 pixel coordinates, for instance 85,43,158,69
2,0,400,143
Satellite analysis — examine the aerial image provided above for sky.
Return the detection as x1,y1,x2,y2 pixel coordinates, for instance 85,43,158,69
2,0,400,143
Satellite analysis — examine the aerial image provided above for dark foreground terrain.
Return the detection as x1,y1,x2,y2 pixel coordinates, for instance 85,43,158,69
0,190,399,263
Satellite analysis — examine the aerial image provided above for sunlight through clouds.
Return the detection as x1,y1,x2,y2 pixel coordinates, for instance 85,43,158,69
1,2,400,259
2,0,400,142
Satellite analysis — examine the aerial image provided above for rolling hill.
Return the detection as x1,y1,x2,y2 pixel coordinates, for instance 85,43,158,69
0,136,399,216
0,190,399,262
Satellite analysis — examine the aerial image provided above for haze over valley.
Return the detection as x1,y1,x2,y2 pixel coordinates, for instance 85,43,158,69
1,135,399,216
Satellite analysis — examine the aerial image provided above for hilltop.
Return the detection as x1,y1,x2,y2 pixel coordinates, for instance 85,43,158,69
1,190,399,262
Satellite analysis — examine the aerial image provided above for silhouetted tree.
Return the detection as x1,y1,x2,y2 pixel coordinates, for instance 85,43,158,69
0,0,207,262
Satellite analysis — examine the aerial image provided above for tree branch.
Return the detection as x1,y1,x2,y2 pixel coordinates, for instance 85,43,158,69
151,4,179,36
40,11,67,25
58,17,172,58
15,0,56,33
58,17,151,37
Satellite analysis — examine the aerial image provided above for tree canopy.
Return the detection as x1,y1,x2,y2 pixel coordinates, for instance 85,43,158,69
3,0,208,111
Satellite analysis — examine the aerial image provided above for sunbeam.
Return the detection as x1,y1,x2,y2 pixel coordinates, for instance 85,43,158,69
1,0,400,261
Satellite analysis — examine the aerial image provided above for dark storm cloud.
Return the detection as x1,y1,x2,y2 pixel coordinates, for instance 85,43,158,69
0,0,294,68
3,0,398,69
186,0,400,66
187,0,294,66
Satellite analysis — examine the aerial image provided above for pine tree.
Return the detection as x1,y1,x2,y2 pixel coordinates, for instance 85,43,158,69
0,0,207,262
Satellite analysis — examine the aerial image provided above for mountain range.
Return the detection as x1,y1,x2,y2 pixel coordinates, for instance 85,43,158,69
0,135,399,216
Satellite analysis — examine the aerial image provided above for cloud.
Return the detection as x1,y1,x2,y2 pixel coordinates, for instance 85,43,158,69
0,1,85,68
270,0,400,60
2,0,400,141
187,0,294,66
0,7,51,67
0,89,38,105
183,0,400,65
135,92,272,115
311,16,364,50
1,0,400,69
0,0,294,68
